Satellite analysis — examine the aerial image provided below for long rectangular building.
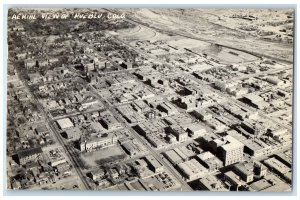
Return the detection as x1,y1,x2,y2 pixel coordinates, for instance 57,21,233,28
79,133,119,152
177,159,208,181
145,155,164,173
17,147,43,165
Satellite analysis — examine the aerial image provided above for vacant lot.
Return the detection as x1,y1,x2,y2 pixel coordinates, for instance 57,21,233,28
80,145,126,167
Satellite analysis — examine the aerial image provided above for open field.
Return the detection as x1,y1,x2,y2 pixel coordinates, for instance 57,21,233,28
116,25,157,41
113,8,294,62
80,146,126,167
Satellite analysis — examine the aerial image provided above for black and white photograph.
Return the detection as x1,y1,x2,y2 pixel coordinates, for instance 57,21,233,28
4,4,296,195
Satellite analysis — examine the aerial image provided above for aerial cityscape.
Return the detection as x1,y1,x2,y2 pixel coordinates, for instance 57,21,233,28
6,8,294,192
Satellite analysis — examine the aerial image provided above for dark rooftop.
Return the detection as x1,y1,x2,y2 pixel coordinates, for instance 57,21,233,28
17,147,43,158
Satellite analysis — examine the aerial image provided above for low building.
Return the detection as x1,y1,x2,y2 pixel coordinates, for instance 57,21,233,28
166,134,177,144
206,118,228,132
120,140,140,156
215,80,237,91
177,159,208,181
108,168,119,179
157,102,178,116
224,171,245,191
89,169,106,181
233,162,255,183
229,133,270,157
11,181,22,190
28,72,41,83
17,147,43,165
49,157,67,167
242,93,269,109
62,127,81,140
25,161,40,176
56,118,74,130
81,99,99,109
241,118,265,137
196,151,223,171
79,133,119,152
249,174,291,192
185,123,207,138
145,155,164,173
199,175,229,191
168,125,188,142
164,150,185,165
146,133,164,148
275,152,292,168
134,159,149,178
100,111,122,131
267,128,289,142
135,121,160,136
266,76,284,86
264,157,291,176
193,109,213,121
120,61,132,69
55,162,71,175
35,125,50,136
176,95,198,111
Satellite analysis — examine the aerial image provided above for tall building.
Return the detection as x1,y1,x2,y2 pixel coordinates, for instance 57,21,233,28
213,135,244,166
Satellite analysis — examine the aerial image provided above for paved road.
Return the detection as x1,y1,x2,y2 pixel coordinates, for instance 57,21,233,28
87,85,193,191
184,72,292,132
12,11,292,191
16,72,91,190
104,19,292,133
97,14,293,189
